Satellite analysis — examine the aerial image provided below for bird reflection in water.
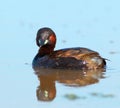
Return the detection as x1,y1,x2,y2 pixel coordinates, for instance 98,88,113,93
33,67,106,102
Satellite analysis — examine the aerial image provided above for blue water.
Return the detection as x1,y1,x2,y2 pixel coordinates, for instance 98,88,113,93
0,0,120,108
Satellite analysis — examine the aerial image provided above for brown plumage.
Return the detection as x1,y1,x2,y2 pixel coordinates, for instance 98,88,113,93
32,27,106,70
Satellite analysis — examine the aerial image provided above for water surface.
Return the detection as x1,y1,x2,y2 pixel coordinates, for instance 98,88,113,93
0,0,120,108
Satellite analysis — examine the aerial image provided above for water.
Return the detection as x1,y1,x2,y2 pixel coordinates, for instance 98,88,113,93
0,0,120,108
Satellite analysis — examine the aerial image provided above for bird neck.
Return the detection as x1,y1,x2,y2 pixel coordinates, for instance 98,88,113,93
38,45,55,56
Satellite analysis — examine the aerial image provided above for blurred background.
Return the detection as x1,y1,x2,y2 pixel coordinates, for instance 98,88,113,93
0,0,120,108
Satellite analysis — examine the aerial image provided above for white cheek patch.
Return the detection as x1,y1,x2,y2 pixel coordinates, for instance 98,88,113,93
44,40,49,45
38,39,49,45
